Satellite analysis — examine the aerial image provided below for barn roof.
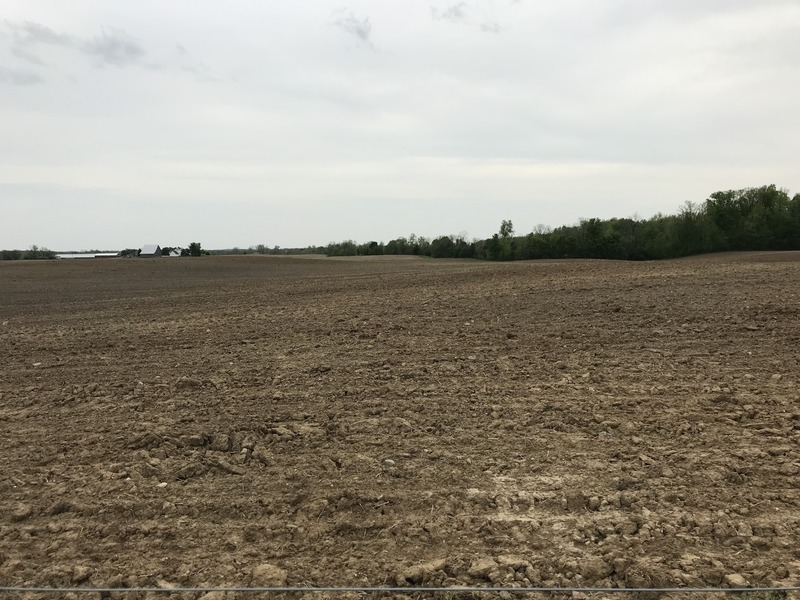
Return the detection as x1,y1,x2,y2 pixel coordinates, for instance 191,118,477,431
140,244,160,254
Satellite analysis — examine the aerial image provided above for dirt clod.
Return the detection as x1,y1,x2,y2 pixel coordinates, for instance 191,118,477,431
210,434,231,452
250,563,288,586
578,557,613,582
396,558,447,585
71,565,91,584
11,504,33,522
724,573,748,587
175,377,203,389
468,557,500,581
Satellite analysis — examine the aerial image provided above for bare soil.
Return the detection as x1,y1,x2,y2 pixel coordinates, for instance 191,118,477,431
1,253,799,599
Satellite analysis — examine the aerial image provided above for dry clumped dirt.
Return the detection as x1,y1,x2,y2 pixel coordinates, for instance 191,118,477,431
1,253,799,600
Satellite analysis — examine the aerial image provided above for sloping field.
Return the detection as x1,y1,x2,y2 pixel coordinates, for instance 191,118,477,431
1,254,799,598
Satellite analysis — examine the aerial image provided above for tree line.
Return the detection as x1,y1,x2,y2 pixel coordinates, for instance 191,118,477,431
3,185,797,262
208,244,321,256
325,184,800,261
0,245,56,260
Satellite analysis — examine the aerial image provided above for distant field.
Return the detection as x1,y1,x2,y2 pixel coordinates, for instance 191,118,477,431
1,253,799,596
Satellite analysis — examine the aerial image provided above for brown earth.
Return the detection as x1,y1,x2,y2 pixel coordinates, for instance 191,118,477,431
1,253,799,600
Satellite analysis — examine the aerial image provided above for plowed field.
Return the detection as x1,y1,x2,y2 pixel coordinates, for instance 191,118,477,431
1,253,799,599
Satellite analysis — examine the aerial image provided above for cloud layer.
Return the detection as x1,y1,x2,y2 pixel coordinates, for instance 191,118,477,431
1,1,799,250
4,20,148,73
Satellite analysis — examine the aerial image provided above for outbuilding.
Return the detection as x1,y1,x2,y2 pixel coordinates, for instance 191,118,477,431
139,244,162,257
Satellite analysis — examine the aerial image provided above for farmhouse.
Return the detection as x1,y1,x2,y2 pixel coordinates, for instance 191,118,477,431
139,244,162,257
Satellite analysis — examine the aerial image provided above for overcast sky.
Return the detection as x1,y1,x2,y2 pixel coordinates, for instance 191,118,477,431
2,1,799,250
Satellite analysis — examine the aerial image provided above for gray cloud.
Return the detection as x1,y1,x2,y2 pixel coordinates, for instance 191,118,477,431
0,66,43,85
4,20,74,66
4,21,145,69
432,2,468,23
481,20,500,33
11,21,75,46
334,10,372,44
81,28,145,67
11,44,44,65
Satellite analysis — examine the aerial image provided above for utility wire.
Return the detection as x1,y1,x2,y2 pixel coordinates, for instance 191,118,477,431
1,585,799,594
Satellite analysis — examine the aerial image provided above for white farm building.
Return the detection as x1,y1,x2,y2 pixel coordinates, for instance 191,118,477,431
139,244,162,257
56,252,119,259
